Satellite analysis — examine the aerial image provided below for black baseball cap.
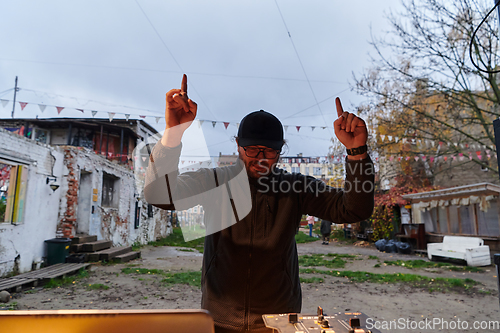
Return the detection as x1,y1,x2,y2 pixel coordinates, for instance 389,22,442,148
237,110,284,150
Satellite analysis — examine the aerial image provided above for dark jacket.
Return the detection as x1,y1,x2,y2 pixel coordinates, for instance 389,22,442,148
144,142,375,331
320,219,333,235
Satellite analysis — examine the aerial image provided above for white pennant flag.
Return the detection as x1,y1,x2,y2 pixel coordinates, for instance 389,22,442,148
380,134,385,142
395,136,399,143
200,120,205,126
38,104,46,112
1,99,8,108
125,114,130,121
284,126,288,132
155,117,160,123
388,135,392,141
108,112,115,122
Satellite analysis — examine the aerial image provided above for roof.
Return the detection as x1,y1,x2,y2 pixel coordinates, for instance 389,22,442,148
402,182,500,202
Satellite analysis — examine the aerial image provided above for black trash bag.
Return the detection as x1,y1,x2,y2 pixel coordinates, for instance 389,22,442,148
375,239,387,252
396,242,412,254
384,239,397,253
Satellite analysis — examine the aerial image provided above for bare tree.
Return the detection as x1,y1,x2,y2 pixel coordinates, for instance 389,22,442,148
354,0,500,186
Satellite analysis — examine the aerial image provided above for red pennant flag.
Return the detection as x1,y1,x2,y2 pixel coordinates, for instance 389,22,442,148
223,122,229,129
444,156,448,161
430,157,434,163
296,126,301,132
140,115,146,119
76,108,84,113
56,106,64,114
19,102,28,110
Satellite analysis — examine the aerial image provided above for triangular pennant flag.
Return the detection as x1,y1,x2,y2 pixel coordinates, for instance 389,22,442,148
200,120,205,126
284,126,288,132
155,117,160,123
56,106,64,114
108,152,113,157
108,112,115,122
395,137,399,143
142,157,147,162
20,102,28,110
321,126,326,130
92,110,98,117
444,156,448,161
380,134,385,142
311,126,315,131
140,115,146,119
223,122,229,129
1,99,8,108
388,135,392,141
134,156,138,160
296,126,301,132
38,104,46,112
76,108,84,113
236,122,240,129
212,121,217,128
125,114,130,121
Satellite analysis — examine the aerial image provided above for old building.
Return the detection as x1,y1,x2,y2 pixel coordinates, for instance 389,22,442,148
0,118,172,277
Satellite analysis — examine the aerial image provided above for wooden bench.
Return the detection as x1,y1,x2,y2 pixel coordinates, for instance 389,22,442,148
427,236,491,266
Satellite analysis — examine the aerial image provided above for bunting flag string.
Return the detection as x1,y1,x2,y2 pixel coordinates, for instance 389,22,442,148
0,99,497,152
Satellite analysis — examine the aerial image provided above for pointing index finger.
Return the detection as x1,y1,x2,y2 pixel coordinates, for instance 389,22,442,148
335,97,345,117
181,74,188,94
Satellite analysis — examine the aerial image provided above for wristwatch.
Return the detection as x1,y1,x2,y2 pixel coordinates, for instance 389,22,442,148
346,145,368,156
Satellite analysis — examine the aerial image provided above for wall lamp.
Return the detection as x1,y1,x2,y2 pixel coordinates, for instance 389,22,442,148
46,176,60,192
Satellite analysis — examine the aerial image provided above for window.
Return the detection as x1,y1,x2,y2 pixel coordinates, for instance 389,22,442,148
102,173,119,208
35,129,50,144
476,201,500,237
291,166,300,173
0,162,28,224
313,167,322,176
147,204,154,218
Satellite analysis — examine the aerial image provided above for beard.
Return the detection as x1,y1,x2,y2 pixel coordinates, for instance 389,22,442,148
239,153,276,179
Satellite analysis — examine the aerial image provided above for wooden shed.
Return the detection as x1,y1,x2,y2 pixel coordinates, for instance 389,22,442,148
402,183,500,252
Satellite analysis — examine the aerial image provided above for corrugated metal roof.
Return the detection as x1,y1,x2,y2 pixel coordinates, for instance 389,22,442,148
402,182,500,202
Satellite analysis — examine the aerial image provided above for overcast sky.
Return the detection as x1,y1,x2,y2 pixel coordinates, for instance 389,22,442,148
0,0,403,157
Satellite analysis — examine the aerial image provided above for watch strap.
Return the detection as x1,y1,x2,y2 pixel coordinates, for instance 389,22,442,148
346,145,368,156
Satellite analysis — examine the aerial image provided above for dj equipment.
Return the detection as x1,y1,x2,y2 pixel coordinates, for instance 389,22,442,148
263,306,381,333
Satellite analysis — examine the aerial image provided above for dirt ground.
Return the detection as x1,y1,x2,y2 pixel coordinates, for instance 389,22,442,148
6,238,500,332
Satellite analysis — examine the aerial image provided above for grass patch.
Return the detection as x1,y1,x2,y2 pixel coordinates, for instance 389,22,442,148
299,253,357,269
121,267,163,275
161,271,201,288
86,283,109,290
295,232,319,244
121,267,202,288
300,276,324,283
383,260,482,272
0,302,18,310
299,268,479,292
368,255,379,260
148,227,205,253
44,268,89,289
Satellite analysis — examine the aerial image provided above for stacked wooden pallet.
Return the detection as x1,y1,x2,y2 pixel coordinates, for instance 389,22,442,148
0,263,90,293
69,235,141,263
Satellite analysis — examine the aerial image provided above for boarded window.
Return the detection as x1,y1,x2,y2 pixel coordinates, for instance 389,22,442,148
459,206,473,234
448,206,460,234
421,209,436,233
438,207,448,233
476,201,500,237
102,173,119,208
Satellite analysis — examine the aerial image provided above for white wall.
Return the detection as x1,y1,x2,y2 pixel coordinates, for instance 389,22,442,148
0,128,64,277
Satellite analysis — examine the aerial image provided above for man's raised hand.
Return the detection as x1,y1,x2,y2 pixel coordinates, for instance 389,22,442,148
333,97,368,156
162,74,198,147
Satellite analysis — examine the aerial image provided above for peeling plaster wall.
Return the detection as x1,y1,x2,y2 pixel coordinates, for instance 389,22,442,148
0,128,63,277
60,146,171,247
